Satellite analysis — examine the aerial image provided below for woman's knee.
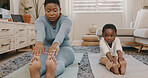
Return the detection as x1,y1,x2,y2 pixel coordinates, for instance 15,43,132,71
57,47,75,65
55,60,65,77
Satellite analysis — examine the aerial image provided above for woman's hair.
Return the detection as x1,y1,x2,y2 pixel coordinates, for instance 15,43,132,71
44,0,60,8
102,24,117,34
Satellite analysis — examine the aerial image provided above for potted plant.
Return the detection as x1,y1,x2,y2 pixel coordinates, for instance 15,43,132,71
21,0,44,22
21,3,32,23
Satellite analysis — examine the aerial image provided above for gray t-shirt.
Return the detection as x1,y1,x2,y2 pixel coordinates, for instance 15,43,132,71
35,14,72,47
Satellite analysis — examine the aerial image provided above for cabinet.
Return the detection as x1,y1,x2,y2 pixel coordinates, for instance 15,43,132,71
0,22,36,54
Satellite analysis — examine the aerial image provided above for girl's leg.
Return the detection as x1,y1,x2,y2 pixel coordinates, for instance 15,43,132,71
100,57,119,75
110,64,119,75
29,55,41,78
45,54,57,78
110,56,119,75
119,60,127,75
99,57,113,70
112,56,120,68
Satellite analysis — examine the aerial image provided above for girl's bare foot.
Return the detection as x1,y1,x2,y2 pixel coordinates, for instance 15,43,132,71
29,55,41,78
106,60,113,70
110,63,119,75
119,60,127,75
45,54,57,78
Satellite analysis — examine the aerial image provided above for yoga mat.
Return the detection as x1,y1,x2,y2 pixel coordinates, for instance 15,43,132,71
88,53,148,78
4,53,83,78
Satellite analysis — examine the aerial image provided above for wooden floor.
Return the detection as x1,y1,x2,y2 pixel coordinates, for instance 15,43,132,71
0,48,31,64
122,42,148,52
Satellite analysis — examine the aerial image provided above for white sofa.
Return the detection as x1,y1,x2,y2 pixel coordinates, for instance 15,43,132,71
96,9,148,52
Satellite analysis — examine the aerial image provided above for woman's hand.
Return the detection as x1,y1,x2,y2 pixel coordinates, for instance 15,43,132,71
47,42,59,55
32,42,45,56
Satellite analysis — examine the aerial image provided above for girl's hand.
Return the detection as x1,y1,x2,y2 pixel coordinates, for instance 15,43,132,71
32,42,45,56
110,58,117,64
118,56,124,62
47,42,59,55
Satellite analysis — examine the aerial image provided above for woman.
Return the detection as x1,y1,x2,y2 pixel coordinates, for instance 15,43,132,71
29,0,75,78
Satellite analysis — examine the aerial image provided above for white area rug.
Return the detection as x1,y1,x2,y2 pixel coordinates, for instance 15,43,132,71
4,53,83,78
88,53,148,78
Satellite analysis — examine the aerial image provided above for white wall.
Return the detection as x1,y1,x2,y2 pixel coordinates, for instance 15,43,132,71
72,13,122,40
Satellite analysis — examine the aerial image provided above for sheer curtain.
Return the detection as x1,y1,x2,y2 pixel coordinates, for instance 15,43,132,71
123,0,145,28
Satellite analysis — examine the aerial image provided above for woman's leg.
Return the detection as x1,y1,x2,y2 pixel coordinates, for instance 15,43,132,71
55,46,75,77
29,55,41,78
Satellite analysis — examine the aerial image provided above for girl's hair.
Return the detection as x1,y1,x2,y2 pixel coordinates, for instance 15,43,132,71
102,24,117,34
44,0,60,8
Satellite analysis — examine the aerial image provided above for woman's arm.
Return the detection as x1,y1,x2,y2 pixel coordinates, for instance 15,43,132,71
32,18,46,55
35,18,46,43
53,17,72,45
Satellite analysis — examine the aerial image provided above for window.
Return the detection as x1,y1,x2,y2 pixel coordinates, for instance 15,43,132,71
72,0,123,13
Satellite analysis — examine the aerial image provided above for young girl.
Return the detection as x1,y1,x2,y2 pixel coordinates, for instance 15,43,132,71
99,24,127,75
29,0,75,78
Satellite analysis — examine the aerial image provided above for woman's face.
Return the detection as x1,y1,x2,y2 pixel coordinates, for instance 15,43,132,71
103,28,116,44
45,3,61,22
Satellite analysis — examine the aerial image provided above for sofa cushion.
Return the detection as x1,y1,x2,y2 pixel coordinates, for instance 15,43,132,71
134,28,148,38
82,35,99,42
118,37,135,42
134,9,148,28
96,28,134,36
134,11,141,29
117,29,134,35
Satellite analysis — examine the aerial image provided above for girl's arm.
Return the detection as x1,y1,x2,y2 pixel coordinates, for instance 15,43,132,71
117,50,124,61
106,52,116,63
115,38,124,61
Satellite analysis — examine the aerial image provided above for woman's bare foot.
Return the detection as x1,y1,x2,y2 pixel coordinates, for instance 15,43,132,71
110,63,119,75
45,54,57,78
29,55,41,78
119,60,127,75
